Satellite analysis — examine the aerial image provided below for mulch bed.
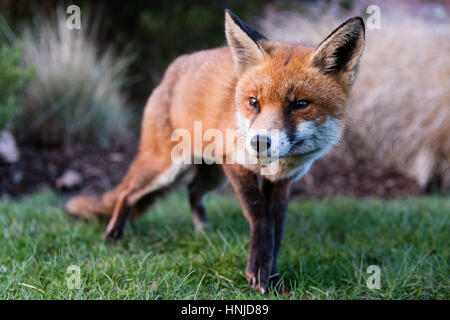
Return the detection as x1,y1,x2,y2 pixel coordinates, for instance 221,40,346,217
0,143,421,201
292,153,421,199
0,143,136,200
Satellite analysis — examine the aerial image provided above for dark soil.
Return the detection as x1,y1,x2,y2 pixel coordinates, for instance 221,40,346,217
0,144,421,201
292,153,421,199
0,143,136,200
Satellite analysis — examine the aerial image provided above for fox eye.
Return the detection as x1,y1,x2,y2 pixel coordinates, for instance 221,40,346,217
290,99,310,111
248,97,259,109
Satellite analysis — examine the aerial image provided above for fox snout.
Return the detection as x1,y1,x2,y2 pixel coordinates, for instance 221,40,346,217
243,108,285,158
244,118,343,161
250,134,271,153
245,127,283,160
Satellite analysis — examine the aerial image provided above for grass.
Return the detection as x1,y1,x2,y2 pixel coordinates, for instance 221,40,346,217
0,190,448,299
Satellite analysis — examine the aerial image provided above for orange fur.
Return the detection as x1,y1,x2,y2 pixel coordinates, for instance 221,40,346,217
66,11,365,293
66,13,364,222
66,11,364,254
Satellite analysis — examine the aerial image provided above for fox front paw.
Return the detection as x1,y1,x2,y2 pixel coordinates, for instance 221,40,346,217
103,226,124,242
245,271,269,295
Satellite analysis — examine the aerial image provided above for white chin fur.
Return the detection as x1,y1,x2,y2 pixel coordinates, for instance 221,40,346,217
291,118,343,156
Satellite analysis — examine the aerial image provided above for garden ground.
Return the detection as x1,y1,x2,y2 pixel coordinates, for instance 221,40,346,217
0,190,448,299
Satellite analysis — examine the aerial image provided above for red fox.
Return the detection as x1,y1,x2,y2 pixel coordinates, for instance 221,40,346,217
66,10,365,294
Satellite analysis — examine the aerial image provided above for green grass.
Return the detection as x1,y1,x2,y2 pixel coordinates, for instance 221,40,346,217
0,190,448,299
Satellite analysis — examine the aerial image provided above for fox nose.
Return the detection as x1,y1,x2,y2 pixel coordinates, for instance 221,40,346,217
250,135,271,153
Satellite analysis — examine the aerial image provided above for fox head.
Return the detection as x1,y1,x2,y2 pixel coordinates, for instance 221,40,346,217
225,10,365,164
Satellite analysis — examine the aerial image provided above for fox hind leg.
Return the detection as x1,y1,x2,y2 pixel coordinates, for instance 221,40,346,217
103,156,190,241
65,177,130,221
188,164,227,233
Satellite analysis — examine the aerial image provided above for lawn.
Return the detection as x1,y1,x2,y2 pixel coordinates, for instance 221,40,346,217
0,190,448,299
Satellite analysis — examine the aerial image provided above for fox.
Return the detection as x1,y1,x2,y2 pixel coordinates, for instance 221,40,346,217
66,10,365,294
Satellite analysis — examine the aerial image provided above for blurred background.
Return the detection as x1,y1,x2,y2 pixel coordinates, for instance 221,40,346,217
0,0,449,200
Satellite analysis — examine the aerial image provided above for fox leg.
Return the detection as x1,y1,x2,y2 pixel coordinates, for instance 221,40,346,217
102,154,190,241
188,164,227,233
221,164,276,293
223,164,290,294
103,189,131,240
261,178,291,294
67,146,189,234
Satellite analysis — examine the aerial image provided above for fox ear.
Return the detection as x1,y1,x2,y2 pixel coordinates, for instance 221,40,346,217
312,17,365,88
225,9,269,75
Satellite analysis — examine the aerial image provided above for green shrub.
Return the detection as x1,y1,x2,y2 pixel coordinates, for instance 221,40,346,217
0,43,33,131
18,13,133,146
